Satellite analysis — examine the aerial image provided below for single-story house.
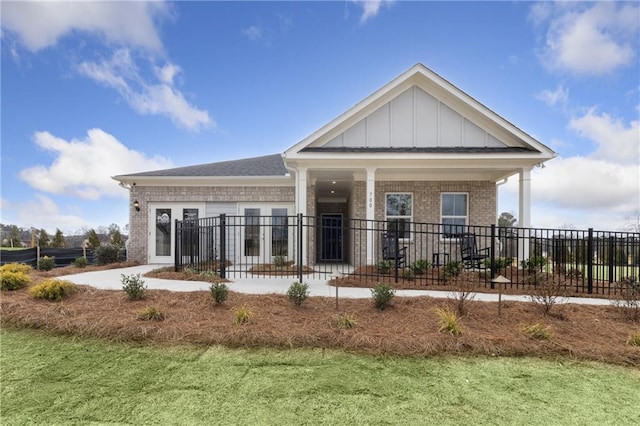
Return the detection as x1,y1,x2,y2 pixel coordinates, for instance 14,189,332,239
113,63,555,266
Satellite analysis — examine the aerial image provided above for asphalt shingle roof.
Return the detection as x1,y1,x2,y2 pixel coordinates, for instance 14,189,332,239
122,154,288,177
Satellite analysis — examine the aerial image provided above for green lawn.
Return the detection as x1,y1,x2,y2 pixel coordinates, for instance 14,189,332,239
1,329,639,425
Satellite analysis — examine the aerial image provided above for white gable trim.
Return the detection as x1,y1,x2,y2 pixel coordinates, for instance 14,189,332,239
285,64,555,159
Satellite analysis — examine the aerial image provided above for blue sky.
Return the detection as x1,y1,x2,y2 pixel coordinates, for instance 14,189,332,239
1,1,639,235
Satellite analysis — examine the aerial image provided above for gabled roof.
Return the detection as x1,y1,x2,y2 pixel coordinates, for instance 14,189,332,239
285,63,555,160
114,154,287,178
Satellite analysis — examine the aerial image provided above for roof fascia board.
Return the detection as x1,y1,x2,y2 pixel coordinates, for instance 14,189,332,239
111,175,294,187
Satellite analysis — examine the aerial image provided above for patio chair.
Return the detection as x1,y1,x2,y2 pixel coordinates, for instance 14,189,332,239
459,233,490,269
382,233,407,268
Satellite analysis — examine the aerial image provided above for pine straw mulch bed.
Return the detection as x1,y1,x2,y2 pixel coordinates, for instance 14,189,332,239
330,266,620,299
2,270,639,367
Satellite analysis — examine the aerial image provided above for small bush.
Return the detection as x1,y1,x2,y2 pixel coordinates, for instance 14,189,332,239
1,271,31,291
376,260,393,274
0,263,33,274
528,273,568,317
371,282,395,310
209,282,229,305
337,313,358,329
483,257,512,270
287,281,310,306
38,256,55,271
234,305,254,325
440,261,463,282
613,277,640,321
436,308,463,336
199,271,221,282
627,330,640,346
449,273,477,316
402,268,415,281
521,256,547,274
137,306,165,321
121,273,146,300
410,259,431,275
521,322,552,340
72,257,88,268
273,255,287,268
96,243,121,265
29,279,76,301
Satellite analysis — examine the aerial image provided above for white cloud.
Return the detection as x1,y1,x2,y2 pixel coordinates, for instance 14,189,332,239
19,129,174,200
242,25,265,43
1,1,170,52
536,85,569,108
78,49,213,131
570,109,639,165
533,2,639,75
15,194,90,234
351,0,394,24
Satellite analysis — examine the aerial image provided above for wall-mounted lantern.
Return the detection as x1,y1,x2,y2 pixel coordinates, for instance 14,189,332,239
133,200,140,212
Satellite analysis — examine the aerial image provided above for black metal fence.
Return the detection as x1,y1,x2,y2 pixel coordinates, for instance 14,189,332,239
175,214,639,295
0,247,97,268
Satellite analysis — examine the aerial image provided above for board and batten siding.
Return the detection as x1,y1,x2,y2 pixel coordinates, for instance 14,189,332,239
324,86,506,149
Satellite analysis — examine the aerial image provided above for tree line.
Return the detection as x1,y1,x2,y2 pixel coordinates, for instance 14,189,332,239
0,223,127,249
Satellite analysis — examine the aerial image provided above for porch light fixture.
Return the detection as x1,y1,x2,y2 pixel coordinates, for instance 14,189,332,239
133,200,140,211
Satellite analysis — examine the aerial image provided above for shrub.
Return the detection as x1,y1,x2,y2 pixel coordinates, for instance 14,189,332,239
234,305,254,325
96,243,121,265
137,306,165,321
1,271,31,291
613,277,640,321
273,255,287,268
410,259,431,275
209,282,229,305
287,281,310,306
440,261,463,282
449,273,477,315
371,282,395,310
38,256,55,271
436,308,463,336
72,257,88,268
0,263,33,274
337,313,358,329
627,330,640,346
121,273,146,300
527,273,568,317
402,268,415,281
376,260,393,274
29,279,76,301
483,257,512,270
521,256,547,274
522,322,552,340
200,271,220,282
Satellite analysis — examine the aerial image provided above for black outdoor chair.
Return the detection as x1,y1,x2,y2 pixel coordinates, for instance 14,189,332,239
382,233,407,268
459,233,490,269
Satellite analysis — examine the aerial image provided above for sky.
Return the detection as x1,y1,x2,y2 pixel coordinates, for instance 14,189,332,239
1,0,639,236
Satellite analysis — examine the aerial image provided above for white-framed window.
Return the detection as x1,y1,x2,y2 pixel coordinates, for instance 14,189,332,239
441,193,468,238
385,193,413,239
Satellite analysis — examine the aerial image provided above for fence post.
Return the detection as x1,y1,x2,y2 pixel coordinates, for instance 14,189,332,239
490,224,496,288
219,214,226,279
587,228,593,294
297,214,303,283
394,231,399,284
607,236,615,284
174,219,179,272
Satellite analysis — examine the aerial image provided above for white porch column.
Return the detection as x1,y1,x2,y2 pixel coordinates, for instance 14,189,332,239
518,168,532,260
296,167,308,266
296,167,308,216
366,168,377,265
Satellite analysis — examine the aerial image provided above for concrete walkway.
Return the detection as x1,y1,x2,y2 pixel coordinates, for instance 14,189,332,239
58,264,615,306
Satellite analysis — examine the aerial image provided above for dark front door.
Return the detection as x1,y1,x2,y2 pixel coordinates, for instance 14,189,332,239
321,214,343,261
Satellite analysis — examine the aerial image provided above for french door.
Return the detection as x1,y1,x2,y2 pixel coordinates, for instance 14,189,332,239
239,204,292,264
148,203,204,264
